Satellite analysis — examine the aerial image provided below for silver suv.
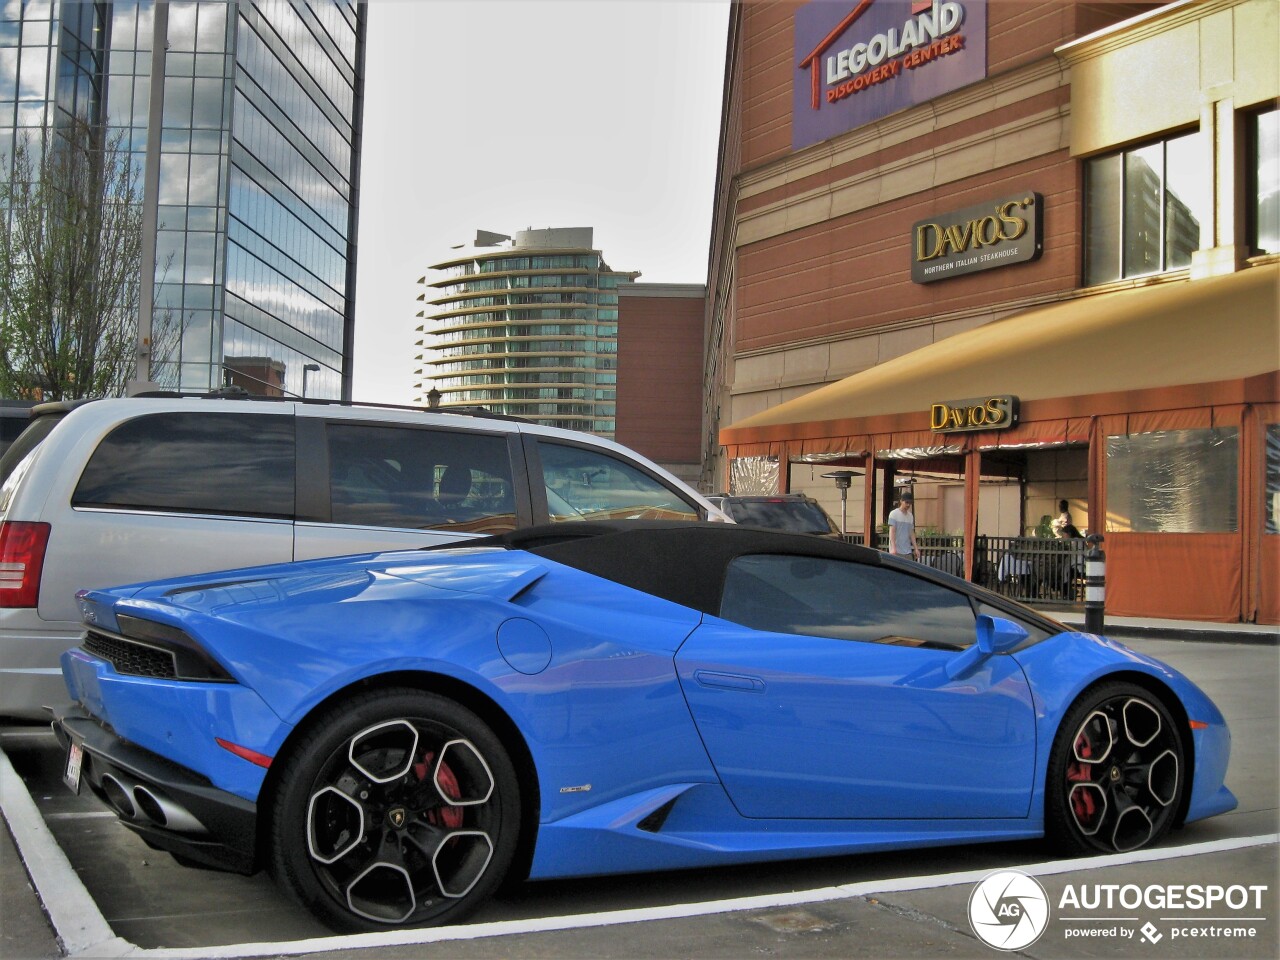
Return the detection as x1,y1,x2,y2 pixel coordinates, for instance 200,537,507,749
0,394,725,718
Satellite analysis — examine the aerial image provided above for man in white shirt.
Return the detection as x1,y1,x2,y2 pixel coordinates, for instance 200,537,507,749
887,496,919,560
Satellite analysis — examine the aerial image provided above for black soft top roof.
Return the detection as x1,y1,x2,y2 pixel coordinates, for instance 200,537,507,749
467,521,885,616
462,522,1064,638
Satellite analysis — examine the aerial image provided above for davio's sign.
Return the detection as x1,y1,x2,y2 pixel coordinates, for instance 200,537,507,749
794,0,988,151
930,395,1018,433
912,193,1043,284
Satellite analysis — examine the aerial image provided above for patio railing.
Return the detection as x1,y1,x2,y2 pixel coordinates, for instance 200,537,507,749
850,533,1086,605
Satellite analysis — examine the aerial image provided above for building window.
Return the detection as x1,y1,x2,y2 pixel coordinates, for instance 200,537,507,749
1084,130,1207,285
1249,107,1279,255
1105,428,1238,533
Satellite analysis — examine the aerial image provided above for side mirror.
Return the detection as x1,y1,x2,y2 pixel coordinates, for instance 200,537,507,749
976,614,1029,655
946,615,1030,681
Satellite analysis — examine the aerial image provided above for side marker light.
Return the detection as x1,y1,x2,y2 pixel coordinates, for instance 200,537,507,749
216,738,274,768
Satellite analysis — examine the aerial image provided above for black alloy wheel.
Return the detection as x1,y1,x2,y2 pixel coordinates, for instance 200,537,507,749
1046,681,1185,854
267,689,520,932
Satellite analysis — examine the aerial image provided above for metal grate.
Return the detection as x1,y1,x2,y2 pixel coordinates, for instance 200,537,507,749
84,630,177,680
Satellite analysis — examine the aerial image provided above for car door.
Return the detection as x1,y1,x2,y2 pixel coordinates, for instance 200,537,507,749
293,415,530,560
675,554,1037,820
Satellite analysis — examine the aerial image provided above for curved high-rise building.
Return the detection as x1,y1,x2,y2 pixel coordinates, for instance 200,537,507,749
415,228,634,438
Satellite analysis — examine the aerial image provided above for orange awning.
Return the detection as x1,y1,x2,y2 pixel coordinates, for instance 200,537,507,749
722,264,1279,443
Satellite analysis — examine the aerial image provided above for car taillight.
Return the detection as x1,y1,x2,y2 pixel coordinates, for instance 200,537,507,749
0,521,51,608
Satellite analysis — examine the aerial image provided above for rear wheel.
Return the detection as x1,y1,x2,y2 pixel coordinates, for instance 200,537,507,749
1046,681,1184,854
268,689,520,932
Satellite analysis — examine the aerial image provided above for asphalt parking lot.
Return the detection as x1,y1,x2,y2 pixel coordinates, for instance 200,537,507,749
2,636,1277,960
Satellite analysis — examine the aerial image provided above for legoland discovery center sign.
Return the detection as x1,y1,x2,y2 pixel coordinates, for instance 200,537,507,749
794,0,988,151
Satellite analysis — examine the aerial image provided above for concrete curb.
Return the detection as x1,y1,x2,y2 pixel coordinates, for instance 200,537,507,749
1053,619,1280,645
1030,607,1280,645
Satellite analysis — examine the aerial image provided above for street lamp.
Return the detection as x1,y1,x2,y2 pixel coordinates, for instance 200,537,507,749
821,470,858,534
302,363,320,398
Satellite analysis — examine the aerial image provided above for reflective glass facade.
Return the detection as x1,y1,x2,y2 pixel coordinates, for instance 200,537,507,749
0,0,364,399
1083,130,1206,286
417,229,630,438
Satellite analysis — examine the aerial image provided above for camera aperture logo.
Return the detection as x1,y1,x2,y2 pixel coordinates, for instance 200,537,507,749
968,870,1050,951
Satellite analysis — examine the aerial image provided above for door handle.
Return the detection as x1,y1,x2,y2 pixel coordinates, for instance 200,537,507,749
693,670,765,692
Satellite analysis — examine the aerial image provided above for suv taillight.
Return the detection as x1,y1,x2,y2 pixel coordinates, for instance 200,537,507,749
0,521,50,608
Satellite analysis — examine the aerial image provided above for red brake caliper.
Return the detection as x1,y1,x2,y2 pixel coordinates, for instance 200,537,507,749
1067,734,1096,822
414,751,464,828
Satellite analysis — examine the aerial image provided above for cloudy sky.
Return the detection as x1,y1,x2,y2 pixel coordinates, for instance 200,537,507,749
351,0,731,405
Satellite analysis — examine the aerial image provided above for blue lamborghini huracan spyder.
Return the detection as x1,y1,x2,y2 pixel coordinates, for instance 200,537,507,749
53,522,1235,931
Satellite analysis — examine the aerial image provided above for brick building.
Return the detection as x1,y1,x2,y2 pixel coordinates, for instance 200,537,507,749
708,0,1278,622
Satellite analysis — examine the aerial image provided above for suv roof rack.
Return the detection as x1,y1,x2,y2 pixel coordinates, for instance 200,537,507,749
119,388,531,422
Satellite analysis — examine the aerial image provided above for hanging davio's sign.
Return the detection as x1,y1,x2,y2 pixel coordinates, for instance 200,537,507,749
930,395,1019,433
912,193,1043,283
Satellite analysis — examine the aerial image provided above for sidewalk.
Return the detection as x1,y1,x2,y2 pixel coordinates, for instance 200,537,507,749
1035,609,1280,645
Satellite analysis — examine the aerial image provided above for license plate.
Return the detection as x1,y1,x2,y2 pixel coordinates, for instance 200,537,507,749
62,739,84,795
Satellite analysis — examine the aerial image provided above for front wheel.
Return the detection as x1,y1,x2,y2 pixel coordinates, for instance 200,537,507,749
267,689,520,932
1046,681,1185,854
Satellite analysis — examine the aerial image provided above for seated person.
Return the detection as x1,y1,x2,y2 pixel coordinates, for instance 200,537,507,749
1051,499,1082,538
436,465,473,513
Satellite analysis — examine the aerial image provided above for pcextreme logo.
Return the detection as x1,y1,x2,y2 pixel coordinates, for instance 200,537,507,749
968,870,1050,951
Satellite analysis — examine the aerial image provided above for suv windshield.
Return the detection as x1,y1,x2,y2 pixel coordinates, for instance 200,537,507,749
726,498,838,535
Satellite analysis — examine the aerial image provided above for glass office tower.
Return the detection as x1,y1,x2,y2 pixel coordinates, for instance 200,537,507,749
0,0,364,399
416,228,632,438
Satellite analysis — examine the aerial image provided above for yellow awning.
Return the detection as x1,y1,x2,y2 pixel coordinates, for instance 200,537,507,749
724,263,1279,435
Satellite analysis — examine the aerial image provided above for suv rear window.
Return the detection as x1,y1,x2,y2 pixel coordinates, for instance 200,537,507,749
0,413,63,491
73,412,295,519
0,405,33,458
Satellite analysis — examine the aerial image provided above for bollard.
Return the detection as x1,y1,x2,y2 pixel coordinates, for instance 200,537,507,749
1084,534,1106,634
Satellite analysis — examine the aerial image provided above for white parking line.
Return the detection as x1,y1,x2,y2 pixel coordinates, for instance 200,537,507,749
130,835,1280,960
1,744,1274,960
0,748,128,957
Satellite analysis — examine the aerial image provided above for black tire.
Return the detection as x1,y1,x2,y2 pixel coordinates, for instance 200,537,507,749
267,688,520,932
1045,681,1184,855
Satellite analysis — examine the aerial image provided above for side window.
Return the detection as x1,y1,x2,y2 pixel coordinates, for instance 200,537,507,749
536,441,698,522
73,412,294,519
719,554,976,649
327,424,516,534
